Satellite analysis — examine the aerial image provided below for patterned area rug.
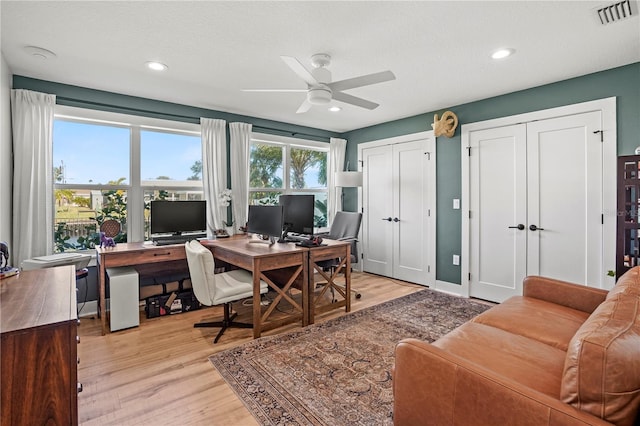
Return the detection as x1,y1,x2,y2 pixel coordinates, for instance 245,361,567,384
209,289,491,425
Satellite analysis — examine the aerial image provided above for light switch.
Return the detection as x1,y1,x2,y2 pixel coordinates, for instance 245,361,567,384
453,254,460,265
453,199,460,209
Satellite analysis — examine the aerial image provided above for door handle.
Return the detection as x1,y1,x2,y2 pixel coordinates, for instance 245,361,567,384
508,224,525,230
529,224,545,231
382,217,393,222
393,217,400,222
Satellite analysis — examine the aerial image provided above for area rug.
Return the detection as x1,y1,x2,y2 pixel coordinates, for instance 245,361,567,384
209,289,492,426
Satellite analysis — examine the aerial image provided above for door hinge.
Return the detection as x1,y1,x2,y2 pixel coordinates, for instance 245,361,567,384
602,213,604,225
468,273,471,280
469,211,472,219
428,265,431,273
428,209,431,217
425,152,431,160
467,146,471,156
593,130,603,142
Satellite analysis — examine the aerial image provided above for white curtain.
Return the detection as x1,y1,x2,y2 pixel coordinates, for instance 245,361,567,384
328,137,347,224
229,122,252,232
11,89,56,266
200,118,227,235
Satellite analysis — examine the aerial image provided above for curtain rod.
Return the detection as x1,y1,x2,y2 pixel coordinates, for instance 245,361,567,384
251,125,331,142
56,96,332,141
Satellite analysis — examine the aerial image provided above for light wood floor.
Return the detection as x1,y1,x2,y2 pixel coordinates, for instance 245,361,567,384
77,272,423,425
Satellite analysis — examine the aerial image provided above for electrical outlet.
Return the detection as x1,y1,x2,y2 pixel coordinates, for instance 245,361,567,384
453,254,460,265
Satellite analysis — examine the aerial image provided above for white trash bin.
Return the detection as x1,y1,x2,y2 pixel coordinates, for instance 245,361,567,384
107,266,140,331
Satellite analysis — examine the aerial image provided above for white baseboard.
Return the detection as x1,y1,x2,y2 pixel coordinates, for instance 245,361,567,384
77,300,99,317
433,280,465,297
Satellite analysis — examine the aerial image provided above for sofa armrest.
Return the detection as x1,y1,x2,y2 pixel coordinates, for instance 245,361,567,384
523,276,608,314
393,338,612,426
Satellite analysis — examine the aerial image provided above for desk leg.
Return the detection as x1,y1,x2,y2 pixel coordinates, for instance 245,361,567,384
99,256,108,335
253,258,262,339
345,245,351,313
302,251,309,327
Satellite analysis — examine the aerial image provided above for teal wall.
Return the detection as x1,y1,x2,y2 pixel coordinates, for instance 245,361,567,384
12,76,339,143
342,62,640,284
14,64,640,285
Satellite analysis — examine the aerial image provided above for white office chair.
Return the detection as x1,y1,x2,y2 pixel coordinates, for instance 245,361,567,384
185,240,268,343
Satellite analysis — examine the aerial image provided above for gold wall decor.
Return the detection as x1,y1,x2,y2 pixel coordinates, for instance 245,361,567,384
432,110,459,138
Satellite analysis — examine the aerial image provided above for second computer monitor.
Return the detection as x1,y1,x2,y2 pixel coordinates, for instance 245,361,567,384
279,194,315,235
247,205,283,240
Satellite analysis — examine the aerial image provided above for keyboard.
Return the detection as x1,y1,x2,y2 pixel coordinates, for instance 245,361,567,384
283,233,311,243
152,233,205,246
153,238,192,246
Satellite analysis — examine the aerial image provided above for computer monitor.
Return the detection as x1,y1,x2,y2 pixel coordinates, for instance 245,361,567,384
247,205,283,244
279,194,315,236
150,200,207,236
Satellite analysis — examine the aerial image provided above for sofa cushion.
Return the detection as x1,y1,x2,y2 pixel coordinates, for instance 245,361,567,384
472,296,590,351
607,266,640,300
561,293,640,426
433,322,567,399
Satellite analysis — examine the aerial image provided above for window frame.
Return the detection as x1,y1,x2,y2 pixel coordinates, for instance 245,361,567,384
53,106,202,247
250,132,330,229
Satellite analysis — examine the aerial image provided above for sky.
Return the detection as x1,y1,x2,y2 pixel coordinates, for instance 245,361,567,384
53,120,201,185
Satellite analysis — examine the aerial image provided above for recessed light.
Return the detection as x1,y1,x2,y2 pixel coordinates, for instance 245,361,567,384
491,48,515,60
24,46,56,60
146,61,168,71
328,106,341,112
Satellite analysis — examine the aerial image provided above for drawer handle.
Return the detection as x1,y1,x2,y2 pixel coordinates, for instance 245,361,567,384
153,252,172,257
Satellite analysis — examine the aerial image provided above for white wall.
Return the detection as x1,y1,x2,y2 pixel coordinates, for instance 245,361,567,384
0,52,13,248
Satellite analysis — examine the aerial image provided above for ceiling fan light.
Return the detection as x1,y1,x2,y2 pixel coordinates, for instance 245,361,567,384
308,88,332,105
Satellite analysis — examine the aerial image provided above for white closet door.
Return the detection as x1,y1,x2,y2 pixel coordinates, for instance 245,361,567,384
526,111,602,285
469,124,528,302
362,144,393,277
469,111,603,302
393,140,429,284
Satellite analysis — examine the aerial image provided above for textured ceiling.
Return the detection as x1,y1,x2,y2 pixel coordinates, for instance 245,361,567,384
2,1,639,132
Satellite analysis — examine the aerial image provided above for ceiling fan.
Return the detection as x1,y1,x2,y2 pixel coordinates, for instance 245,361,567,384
243,53,396,113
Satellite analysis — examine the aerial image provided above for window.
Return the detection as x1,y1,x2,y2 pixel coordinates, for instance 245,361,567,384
53,106,201,252
249,134,329,228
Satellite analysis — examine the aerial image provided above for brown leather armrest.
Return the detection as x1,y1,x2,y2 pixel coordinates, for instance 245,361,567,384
523,276,608,314
393,338,611,426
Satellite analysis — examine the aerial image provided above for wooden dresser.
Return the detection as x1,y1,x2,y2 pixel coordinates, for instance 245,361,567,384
1,265,79,425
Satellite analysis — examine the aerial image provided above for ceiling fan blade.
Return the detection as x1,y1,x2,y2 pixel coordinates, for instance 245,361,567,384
296,99,313,114
332,91,379,110
281,56,318,86
242,89,307,92
328,70,395,92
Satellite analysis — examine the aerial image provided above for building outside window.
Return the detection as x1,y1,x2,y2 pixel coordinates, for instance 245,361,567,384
249,134,329,229
53,106,202,252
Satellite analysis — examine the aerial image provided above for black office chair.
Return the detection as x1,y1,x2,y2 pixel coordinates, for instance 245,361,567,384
317,211,363,299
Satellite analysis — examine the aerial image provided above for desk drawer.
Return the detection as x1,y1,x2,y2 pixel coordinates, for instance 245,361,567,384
100,246,186,267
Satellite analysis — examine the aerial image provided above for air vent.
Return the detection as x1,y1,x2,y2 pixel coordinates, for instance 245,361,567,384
595,0,636,24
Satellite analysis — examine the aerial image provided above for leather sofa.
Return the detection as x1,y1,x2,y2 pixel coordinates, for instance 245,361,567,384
393,267,640,426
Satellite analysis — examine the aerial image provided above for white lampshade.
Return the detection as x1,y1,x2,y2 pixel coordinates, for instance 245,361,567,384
335,171,363,188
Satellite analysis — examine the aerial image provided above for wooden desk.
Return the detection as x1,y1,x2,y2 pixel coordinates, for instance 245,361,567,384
306,239,352,324
96,238,351,337
205,236,309,338
96,242,187,335
1,266,79,425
